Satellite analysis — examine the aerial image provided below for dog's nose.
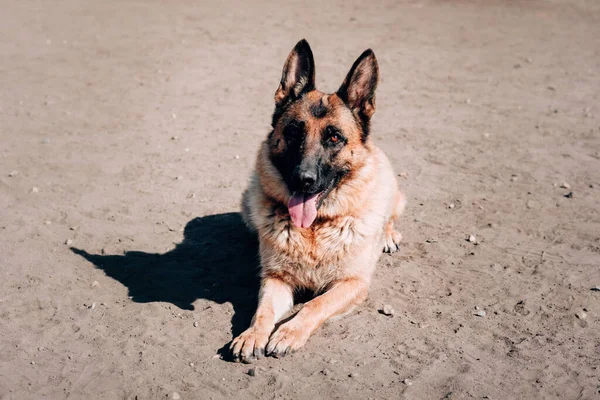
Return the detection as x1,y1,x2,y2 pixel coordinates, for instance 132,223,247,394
299,170,316,188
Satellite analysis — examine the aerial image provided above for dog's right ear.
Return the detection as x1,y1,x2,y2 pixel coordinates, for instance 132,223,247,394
274,39,315,107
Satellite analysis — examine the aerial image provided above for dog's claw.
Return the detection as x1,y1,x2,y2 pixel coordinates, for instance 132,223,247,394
383,229,402,253
265,345,274,356
253,347,265,359
242,355,256,364
230,327,270,363
270,346,291,358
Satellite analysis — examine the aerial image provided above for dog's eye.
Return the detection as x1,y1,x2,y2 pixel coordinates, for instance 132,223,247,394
325,126,345,146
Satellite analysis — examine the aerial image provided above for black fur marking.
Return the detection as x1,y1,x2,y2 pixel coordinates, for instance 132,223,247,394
270,120,306,191
310,98,328,118
271,103,287,127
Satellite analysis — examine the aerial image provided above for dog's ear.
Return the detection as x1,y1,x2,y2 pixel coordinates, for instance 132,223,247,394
274,39,315,107
337,49,379,123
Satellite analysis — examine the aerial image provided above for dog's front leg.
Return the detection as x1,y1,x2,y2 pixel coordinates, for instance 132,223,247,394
266,277,368,357
231,277,293,363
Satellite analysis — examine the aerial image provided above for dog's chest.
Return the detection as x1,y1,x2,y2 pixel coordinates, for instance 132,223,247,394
264,212,364,267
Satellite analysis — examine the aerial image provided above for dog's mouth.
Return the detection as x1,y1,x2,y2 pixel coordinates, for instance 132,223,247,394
288,191,322,229
287,177,340,229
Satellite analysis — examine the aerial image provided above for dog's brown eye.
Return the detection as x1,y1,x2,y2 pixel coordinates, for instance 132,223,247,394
325,126,345,146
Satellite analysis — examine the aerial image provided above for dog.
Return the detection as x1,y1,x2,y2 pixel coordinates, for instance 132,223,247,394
231,39,406,363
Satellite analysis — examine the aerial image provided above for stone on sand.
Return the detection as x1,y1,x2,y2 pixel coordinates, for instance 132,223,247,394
381,305,394,316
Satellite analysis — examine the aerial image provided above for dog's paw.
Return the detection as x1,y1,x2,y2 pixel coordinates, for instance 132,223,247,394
265,322,310,358
230,327,270,364
383,229,402,253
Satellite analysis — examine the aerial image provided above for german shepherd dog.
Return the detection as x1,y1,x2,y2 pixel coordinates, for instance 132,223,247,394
231,39,406,363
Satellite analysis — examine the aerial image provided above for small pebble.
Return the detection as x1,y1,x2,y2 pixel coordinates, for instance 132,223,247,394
398,171,409,178
171,113,177,120
31,187,39,193
475,306,480,310
564,192,573,199
234,155,240,159
381,304,394,316
560,182,570,189
321,368,330,376
576,311,587,319
171,136,179,140
468,235,477,244
8,170,19,177
38,347,44,351
448,203,455,209
402,379,412,386
88,302,96,310
175,176,183,180
510,174,519,182
189,362,194,367
349,372,359,378
65,239,73,245
169,392,180,400
247,368,257,377
91,280,100,288
44,220,52,225
475,310,486,317
31,361,36,365
193,321,199,328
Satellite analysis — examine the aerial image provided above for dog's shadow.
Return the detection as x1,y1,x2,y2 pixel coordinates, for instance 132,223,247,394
71,212,259,359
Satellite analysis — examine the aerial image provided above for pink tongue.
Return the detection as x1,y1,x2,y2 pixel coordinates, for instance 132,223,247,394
288,192,320,228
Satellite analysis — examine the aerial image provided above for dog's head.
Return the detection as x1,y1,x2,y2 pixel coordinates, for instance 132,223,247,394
267,39,379,228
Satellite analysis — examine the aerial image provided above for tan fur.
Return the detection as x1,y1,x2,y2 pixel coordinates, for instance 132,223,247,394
231,41,405,363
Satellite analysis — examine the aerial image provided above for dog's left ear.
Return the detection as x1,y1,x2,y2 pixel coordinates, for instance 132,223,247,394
337,49,379,123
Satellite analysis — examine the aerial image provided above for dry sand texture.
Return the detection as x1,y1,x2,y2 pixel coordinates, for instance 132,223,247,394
1,0,599,399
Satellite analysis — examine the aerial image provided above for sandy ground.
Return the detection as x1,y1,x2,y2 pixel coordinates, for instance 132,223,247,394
1,0,599,399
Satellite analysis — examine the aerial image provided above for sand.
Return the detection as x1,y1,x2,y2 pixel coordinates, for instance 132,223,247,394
1,0,599,399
